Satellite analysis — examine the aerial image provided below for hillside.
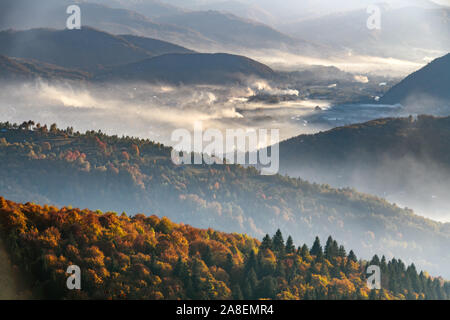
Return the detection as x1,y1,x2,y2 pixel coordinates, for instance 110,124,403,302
88,0,186,19
0,0,213,49
0,236,31,299
0,28,274,84
277,115,450,221
0,0,306,52
380,53,450,105
190,1,276,25
0,122,450,278
280,6,450,62
118,34,195,56
154,10,302,50
0,197,448,299
0,28,151,71
95,53,275,84
0,55,90,81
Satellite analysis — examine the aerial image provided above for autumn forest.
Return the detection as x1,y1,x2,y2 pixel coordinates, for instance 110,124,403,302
1,197,449,300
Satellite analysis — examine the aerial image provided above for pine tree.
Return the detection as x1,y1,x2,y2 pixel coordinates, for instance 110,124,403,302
381,255,387,272
324,236,334,259
285,236,295,254
316,249,324,262
332,240,339,257
247,268,258,299
203,246,213,266
242,279,253,300
338,245,346,258
310,236,323,256
275,259,286,278
257,276,277,299
272,229,285,255
225,253,234,273
370,254,380,266
232,284,244,300
348,250,357,262
245,250,258,274
260,234,272,251
321,263,330,277
299,244,310,259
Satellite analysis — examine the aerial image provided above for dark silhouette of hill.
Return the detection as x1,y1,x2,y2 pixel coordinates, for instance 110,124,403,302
0,28,273,84
0,28,151,71
118,34,196,56
0,28,197,72
95,53,275,84
0,55,90,81
277,115,450,221
380,53,450,105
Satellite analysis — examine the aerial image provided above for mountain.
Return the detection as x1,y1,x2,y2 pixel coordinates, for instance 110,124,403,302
190,1,276,25
168,0,443,25
0,28,274,84
380,53,450,106
95,53,275,84
0,0,214,49
1,122,450,278
154,10,309,51
279,6,450,62
0,55,90,81
277,115,450,221
0,28,151,71
0,28,196,72
0,0,307,52
86,0,186,18
66,2,213,48
0,196,449,299
118,34,195,56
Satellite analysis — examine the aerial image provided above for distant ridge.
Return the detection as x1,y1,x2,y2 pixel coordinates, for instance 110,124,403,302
0,28,196,71
380,53,450,105
118,34,196,56
95,52,275,84
0,28,151,70
0,55,89,80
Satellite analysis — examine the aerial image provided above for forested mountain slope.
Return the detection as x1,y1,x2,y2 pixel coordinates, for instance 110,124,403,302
0,121,449,278
277,115,450,221
0,236,31,299
0,197,448,299
0,55,90,81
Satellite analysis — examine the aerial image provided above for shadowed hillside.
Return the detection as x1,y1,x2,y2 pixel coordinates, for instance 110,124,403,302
0,121,449,278
95,53,275,84
380,53,450,106
0,28,151,70
0,55,90,81
0,238,31,299
277,115,450,221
